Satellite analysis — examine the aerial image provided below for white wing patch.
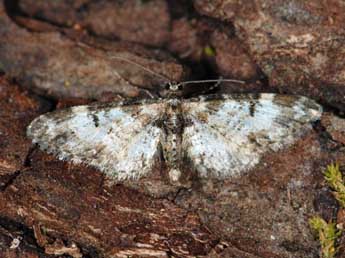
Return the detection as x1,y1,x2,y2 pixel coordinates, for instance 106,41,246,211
27,102,165,180
181,94,322,178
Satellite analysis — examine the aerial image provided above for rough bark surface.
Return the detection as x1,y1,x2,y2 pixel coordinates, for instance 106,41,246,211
1,0,345,257
17,0,171,47
194,0,345,111
0,1,185,100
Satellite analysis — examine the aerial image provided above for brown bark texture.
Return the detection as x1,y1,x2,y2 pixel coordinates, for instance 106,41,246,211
0,0,345,257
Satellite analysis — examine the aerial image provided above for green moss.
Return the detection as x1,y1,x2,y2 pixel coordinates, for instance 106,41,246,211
309,216,341,258
324,163,345,208
204,45,216,57
309,163,345,257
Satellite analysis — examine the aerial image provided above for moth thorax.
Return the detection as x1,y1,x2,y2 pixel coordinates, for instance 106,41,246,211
169,168,182,183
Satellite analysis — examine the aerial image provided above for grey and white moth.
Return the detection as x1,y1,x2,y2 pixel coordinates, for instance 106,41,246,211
27,90,322,184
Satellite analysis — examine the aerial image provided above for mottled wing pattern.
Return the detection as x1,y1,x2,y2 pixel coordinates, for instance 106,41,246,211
181,94,322,178
27,101,166,180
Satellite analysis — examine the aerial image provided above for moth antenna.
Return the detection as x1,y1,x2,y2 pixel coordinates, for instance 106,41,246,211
108,68,157,99
76,41,171,82
176,78,245,87
143,89,155,99
177,78,245,95
107,55,171,82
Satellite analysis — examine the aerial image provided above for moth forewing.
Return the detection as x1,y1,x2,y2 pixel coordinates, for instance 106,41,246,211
180,93,322,178
27,93,322,184
27,101,167,181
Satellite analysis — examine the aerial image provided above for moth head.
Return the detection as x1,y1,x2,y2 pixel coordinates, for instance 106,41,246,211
161,82,184,98
160,79,245,98
168,82,183,92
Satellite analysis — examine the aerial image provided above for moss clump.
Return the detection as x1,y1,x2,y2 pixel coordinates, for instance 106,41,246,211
324,163,345,208
204,46,216,57
309,163,345,258
309,216,341,258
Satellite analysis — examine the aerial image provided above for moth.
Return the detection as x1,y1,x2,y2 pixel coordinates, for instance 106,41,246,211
27,82,322,185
